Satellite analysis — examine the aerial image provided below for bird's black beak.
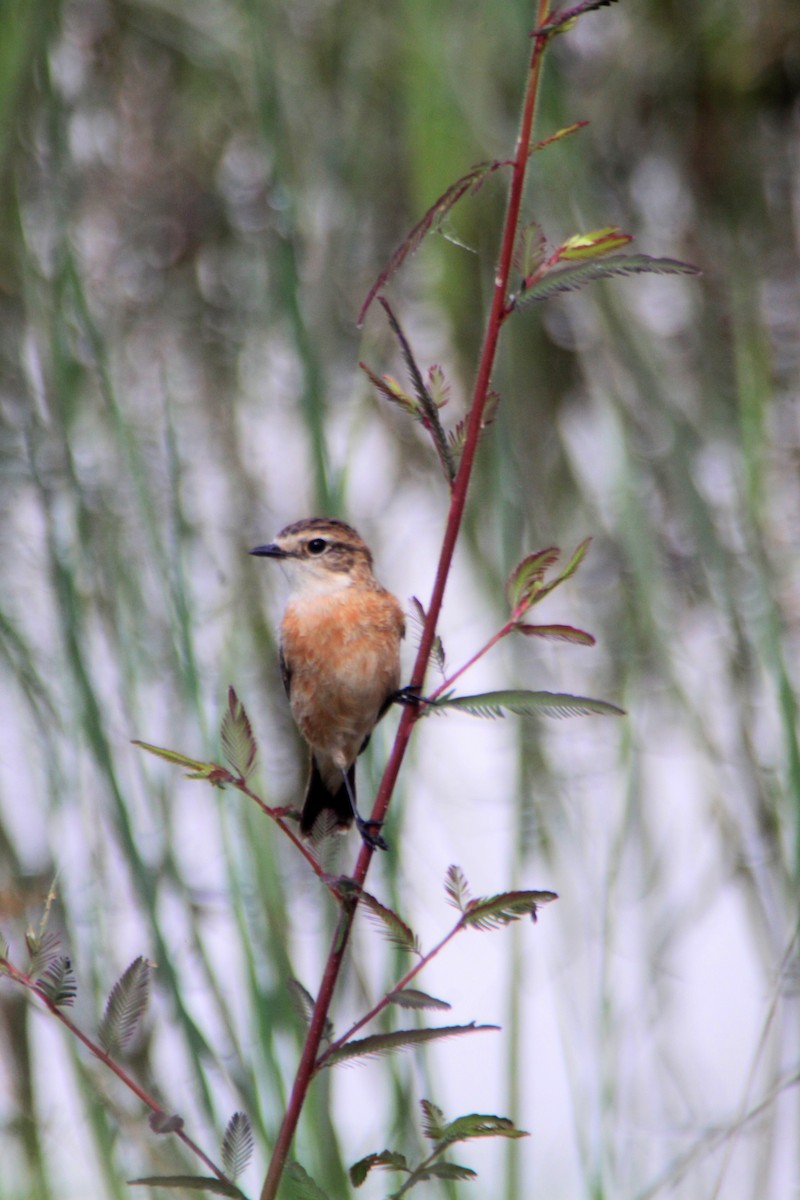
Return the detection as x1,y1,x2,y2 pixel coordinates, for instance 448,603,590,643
249,542,286,558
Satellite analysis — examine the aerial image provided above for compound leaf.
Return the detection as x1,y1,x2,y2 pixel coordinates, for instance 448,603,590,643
220,687,257,782
221,1112,253,1181
514,623,595,645
428,689,625,720
420,1099,447,1141
388,989,451,1012
36,955,76,1007
516,254,699,306
358,889,420,955
26,927,61,979
424,1162,478,1181
99,956,150,1053
444,865,472,912
505,547,560,611
463,890,558,931
358,160,509,324
128,1177,244,1198
349,1150,409,1188
132,741,228,786
284,1162,332,1200
287,979,333,1042
435,1113,529,1148
321,1023,498,1069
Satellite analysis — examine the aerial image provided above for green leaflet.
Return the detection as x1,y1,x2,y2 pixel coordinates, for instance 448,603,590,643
127,1177,244,1198
463,890,558,930
220,1112,254,1181
434,1112,529,1148
516,254,699,306
321,1023,498,1069
349,1149,410,1188
444,864,473,912
427,689,625,720
357,889,420,955
284,1162,333,1200
387,988,452,1012
99,956,150,1053
220,687,257,782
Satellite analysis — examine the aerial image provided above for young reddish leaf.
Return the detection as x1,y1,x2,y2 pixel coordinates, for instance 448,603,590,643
530,120,589,153
427,364,450,409
557,226,632,261
505,547,560,612
535,0,622,37
360,362,419,416
515,221,547,279
533,536,592,603
444,865,473,912
420,1099,448,1141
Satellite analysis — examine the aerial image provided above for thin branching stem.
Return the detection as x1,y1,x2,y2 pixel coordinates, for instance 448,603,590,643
0,958,231,1184
233,779,329,880
426,620,519,704
316,921,465,1068
259,9,552,1197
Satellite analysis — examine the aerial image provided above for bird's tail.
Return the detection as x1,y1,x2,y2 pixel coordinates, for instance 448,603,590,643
300,756,355,837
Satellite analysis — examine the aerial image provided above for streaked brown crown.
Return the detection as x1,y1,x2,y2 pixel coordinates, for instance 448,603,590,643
270,517,377,583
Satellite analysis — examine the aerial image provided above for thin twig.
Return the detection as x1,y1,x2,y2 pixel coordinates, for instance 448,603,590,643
0,958,230,1184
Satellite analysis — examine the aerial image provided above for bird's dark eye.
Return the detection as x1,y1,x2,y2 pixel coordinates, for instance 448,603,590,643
307,538,327,555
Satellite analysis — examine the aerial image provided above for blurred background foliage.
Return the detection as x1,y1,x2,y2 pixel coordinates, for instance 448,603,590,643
1,0,799,1197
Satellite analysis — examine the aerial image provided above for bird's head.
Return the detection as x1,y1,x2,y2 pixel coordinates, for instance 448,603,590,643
250,517,375,595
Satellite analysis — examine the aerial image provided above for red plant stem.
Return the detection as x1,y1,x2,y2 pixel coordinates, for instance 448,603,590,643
259,908,353,1199
236,779,329,880
1,960,229,1183
259,10,552,1198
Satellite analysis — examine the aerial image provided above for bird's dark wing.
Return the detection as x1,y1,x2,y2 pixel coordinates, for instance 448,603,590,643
279,647,292,698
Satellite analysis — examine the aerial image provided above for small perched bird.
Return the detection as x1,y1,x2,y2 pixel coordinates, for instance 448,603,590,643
250,518,405,848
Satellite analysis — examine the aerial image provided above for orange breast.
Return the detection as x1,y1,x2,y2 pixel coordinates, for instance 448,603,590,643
280,587,404,767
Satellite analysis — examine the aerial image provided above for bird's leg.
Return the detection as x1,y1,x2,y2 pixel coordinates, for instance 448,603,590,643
341,768,388,852
388,683,428,707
